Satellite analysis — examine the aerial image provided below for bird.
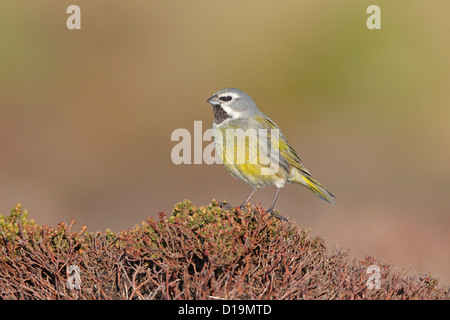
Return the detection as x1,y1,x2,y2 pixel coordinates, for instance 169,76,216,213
206,88,335,221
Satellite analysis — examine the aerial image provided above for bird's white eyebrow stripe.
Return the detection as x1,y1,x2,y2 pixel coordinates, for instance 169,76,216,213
219,92,239,99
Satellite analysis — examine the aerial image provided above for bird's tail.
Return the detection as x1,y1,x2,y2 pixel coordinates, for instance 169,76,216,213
290,171,336,205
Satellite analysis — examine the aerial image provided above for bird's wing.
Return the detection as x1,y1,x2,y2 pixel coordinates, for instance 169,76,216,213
252,116,312,176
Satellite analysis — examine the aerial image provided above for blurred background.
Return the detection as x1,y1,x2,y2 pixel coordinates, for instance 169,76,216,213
1,1,449,284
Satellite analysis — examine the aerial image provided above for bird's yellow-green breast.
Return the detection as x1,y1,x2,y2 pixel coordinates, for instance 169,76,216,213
213,116,292,188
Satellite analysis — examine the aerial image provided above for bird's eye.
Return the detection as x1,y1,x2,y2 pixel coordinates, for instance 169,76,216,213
220,96,232,102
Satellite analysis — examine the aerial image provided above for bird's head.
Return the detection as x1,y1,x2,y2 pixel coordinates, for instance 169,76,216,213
206,88,261,123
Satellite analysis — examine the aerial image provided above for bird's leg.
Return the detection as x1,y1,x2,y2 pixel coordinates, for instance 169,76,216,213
267,188,288,221
239,188,258,209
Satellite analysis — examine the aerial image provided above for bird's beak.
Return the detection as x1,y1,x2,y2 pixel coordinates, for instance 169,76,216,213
206,94,220,105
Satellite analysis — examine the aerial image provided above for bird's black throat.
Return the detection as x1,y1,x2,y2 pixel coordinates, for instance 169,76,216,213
212,104,231,124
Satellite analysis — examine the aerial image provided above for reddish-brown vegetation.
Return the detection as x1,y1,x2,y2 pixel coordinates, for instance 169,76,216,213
0,201,448,300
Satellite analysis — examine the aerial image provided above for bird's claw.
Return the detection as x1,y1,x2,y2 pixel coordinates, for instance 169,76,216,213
218,202,234,211
268,209,288,221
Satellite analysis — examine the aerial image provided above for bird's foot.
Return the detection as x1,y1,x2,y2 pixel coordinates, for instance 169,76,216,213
267,209,288,221
218,201,234,211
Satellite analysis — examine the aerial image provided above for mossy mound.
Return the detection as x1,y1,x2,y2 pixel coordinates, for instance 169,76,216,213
0,201,448,299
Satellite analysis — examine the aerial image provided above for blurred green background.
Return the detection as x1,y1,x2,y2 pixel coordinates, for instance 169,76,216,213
1,1,449,284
